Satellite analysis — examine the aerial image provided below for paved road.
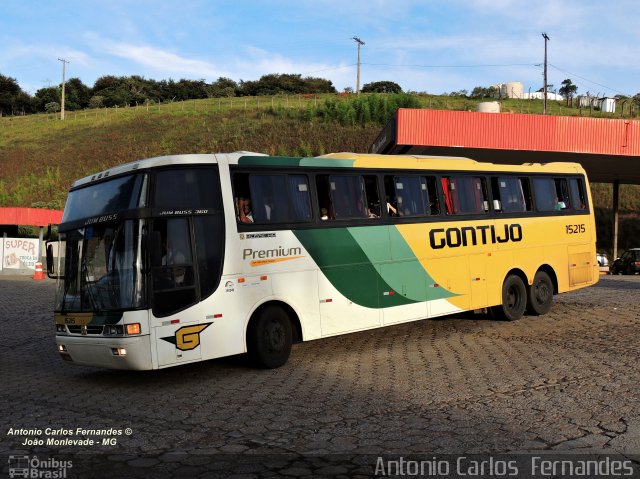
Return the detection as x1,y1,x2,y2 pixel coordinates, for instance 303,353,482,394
1,274,639,477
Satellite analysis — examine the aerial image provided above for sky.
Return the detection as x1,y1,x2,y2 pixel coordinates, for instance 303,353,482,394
1,0,639,98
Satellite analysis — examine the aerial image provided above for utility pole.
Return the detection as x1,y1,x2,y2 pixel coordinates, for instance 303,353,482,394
542,33,550,114
58,58,70,120
352,36,365,95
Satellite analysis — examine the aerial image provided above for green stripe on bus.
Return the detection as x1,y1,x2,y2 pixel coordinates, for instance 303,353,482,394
237,156,355,168
299,158,355,168
349,226,455,302
293,227,454,308
238,156,305,167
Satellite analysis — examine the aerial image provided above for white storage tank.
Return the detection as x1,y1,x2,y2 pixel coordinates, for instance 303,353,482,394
477,101,501,113
500,82,524,99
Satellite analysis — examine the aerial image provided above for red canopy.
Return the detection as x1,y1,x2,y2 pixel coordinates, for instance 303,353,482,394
0,207,63,227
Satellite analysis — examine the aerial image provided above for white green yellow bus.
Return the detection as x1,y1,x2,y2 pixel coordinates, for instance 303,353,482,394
48,152,598,370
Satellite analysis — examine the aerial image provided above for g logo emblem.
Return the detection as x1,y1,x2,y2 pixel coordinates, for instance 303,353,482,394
161,323,212,351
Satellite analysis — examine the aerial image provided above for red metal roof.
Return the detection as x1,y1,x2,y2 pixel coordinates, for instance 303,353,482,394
395,109,640,156
370,109,640,183
0,208,63,227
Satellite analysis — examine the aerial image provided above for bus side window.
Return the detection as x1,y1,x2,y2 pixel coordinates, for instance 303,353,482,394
388,175,438,217
569,178,587,210
532,177,559,211
151,217,197,317
248,174,311,223
442,176,488,214
423,176,440,215
384,176,398,216
520,177,533,211
363,175,381,218
491,177,531,213
395,176,419,216
232,173,252,223
316,174,333,220
326,174,368,219
554,178,571,209
441,177,454,214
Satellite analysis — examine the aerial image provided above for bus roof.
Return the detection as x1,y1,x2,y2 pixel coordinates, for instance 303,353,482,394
72,151,587,188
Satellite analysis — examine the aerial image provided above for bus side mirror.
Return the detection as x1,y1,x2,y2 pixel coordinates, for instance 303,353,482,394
46,242,61,279
46,243,55,275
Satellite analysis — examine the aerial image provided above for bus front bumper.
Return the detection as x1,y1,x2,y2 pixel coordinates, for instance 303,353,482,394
56,335,153,370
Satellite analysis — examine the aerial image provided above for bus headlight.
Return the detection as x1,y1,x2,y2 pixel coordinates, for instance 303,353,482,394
104,325,124,336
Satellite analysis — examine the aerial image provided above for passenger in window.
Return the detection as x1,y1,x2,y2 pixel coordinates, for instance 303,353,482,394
161,238,187,286
386,197,398,216
555,197,567,210
369,202,381,217
320,207,329,221
238,197,254,223
356,200,377,219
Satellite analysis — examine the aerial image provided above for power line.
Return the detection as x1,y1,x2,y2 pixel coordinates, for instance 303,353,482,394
301,64,356,75
360,62,537,69
548,63,629,96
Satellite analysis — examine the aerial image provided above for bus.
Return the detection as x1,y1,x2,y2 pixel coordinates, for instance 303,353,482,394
48,151,598,370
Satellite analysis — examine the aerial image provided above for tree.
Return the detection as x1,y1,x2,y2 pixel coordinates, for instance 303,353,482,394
471,86,498,99
238,74,336,96
34,87,60,111
207,77,239,97
44,102,60,113
361,81,402,94
88,95,105,108
0,74,35,115
92,75,130,106
559,79,578,106
64,78,91,110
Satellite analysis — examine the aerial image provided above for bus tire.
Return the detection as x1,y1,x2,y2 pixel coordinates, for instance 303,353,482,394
527,271,553,315
491,274,527,321
247,305,292,369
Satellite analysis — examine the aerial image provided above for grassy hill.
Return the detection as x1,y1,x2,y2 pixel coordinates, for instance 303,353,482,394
1,93,638,254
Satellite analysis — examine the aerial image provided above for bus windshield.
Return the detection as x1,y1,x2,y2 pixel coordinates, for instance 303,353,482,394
55,219,146,313
62,173,146,223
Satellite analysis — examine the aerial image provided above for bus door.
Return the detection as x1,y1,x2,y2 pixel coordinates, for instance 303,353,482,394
153,305,205,367
149,217,205,367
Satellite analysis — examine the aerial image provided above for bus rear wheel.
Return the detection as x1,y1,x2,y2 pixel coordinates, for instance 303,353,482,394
527,271,553,315
247,305,292,369
491,274,527,321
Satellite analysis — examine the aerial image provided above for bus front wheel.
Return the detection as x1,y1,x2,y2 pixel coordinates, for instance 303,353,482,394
527,271,553,315
247,305,292,369
492,274,527,321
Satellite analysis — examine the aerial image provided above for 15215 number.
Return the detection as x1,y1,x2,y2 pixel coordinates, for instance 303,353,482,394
566,224,585,234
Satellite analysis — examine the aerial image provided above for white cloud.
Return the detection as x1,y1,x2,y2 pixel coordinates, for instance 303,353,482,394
85,34,225,80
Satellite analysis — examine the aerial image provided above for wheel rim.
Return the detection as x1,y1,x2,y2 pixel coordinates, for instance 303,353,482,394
264,319,285,353
506,285,520,310
534,281,550,305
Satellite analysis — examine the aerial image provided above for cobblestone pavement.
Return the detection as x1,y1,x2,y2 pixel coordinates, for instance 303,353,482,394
1,274,639,477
